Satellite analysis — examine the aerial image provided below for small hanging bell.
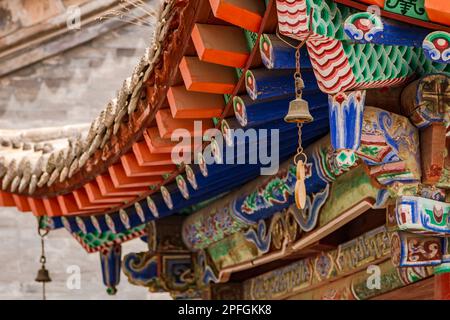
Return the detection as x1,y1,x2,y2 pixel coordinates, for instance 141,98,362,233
35,265,52,283
284,97,314,123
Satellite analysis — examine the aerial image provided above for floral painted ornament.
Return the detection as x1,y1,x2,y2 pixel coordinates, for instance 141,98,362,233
344,12,383,43
146,196,159,218
221,119,233,147
91,215,102,233
260,33,274,69
233,96,248,127
61,216,72,232
185,164,198,190
76,216,87,234
105,214,116,233
135,202,145,222
197,152,208,177
314,252,334,280
119,209,130,229
245,70,257,100
161,186,173,210
211,139,222,164
176,175,190,200
40,216,54,230
423,31,450,64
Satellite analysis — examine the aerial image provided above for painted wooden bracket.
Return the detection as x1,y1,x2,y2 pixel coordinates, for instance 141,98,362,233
179,56,237,94
390,231,443,267
328,90,366,168
209,0,265,32
84,182,134,204
96,175,147,197
395,195,450,235
401,73,449,185
343,10,430,47
425,0,450,27
167,86,224,119
259,34,311,70
155,109,214,139
108,164,162,189
28,198,47,216
132,141,174,166
0,191,15,206
244,68,316,100
100,244,122,295
144,127,180,154
191,24,250,68
120,153,176,178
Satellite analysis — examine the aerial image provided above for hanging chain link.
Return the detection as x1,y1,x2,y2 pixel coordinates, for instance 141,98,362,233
294,48,304,99
275,9,314,166
37,217,50,300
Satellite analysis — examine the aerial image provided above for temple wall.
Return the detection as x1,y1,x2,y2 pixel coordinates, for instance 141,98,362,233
0,207,172,299
0,23,149,129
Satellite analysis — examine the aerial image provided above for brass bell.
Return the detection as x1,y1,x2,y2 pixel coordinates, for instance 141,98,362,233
284,97,314,123
35,265,52,283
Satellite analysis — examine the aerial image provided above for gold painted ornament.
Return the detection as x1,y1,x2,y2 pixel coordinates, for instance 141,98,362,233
296,159,305,180
295,179,306,209
295,160,307,209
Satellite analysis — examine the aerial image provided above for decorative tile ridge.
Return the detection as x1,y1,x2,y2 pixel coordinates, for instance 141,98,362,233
0,0,189,197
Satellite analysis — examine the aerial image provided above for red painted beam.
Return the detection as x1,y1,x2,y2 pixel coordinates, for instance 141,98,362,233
12,194,30,212
108,164,163,188
0,191,15,206
167,86,224,119
132,141,174,166
72,189,116,211
144,127,179,154
209,0,265,32
28,198,47,216
84,182,134,204
179,56,237,94
43,198,62,217
57,194,98,216
121,153,176,177
155,109,213,139
191,23,250,68
96,175,147,197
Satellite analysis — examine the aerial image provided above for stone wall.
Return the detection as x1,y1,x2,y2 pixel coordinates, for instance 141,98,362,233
0,22,151,129
0,208,171,300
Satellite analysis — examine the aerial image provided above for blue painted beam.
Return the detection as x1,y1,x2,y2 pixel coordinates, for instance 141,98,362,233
260,34,311,70
63,127,329,235
343,11,431,47
233,92,328,127
245,68,318,100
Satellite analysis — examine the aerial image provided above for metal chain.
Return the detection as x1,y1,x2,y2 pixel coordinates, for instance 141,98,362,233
275,13,314,166
294,48,304,99
37,217,49,300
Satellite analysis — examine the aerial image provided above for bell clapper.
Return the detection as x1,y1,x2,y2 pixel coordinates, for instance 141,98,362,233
35,218,51,300
294,125,308,210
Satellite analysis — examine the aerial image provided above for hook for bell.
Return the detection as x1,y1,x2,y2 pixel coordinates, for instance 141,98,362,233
284,97,313,123
35,265,52,283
